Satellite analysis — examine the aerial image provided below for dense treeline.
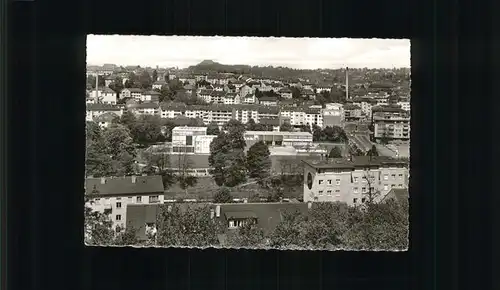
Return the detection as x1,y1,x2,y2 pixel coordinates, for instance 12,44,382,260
85,199,408,250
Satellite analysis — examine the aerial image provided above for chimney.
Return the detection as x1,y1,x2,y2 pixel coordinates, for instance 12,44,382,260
100,177,106,184
215,205,221,217
345,67,349,100
131,176,136,183
95,73,99,101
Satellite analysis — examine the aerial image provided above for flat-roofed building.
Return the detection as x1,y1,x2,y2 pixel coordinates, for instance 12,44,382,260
172,126,210,153
372,106,410,141
244,131,313,147
302,156,409,206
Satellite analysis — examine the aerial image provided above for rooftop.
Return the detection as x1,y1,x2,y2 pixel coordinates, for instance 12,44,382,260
85,175,164,196
245,131,313,137
302,156,408,170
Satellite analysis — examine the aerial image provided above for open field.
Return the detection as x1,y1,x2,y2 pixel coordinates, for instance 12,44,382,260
164,176,304,200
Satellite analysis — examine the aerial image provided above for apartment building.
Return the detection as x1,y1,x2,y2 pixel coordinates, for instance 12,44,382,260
279,106,323,128
140,91,161,103
86,104,123,122
343,104,363,121
85,175,165,230
101,87,117,105
244,131,313,147
94,112,119,129
223,93,241,105
302,156,409,206
120,88,144,100
372,106,410,141
128,103,161,116
170,126,217,154
322,103,344,128
278,87,293,99
397,101,411,111
258,96,279,106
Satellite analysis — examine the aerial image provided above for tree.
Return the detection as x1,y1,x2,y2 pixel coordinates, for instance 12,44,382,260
84,198,115,245
152,70,158,82
113,226,139,245
290,87,301,99
109,77,124,94
246,141,271,186
279,122,294,132
99,124,136,176
117,110,137,132
142,151,176,189
366,145,379,158
268,209,308,249
156,204,221,247
225,221,265,248
175,152,198,194
208,129,247,187
213,187,233,203
129,115,165,145
328,147,343,158
246,118,257,131
341,199,408,250
379,131,390,145
206,122,220,135
139,71,152,89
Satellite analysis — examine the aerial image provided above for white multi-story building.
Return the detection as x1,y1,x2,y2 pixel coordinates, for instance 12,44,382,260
171,126,216,154
85,175,165,230
86,104,123,122
244,131,313,147
128,103,160,116
302,156,409,206
100,87,117,105
322,103,344,128
397,101,411,111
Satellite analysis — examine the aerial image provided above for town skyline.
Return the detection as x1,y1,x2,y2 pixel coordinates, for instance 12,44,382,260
87,35,411,70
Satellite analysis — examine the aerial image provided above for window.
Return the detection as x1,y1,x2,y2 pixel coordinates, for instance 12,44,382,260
383,174,389,180
116,215,121,221
136,196,142,203
370,187,374,192
328,180,332,185
128,197,132,200
318,180,324,185
398,184,403,187
318,190,324,195
327,190,332,195
361,198,366,203
384,185,389,191
353,177,359,183
391,174,396,179
362,187,366,193
353,187,359,193
116,202,121,209
116,197,121,200
149,195,159,203
353,198,358,204
335,189,340,193
336,179,341,185
398,173,403,177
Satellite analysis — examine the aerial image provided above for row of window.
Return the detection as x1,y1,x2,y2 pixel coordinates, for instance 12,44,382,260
318,189,340,195
94,195,160,205
317,174,404,185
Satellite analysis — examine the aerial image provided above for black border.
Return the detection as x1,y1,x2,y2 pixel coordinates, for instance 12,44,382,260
7,0,494,289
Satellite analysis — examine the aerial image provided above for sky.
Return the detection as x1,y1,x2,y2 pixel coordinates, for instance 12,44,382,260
86,35,410,70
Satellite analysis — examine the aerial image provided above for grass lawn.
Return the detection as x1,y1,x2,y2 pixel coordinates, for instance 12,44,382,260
165,176,303,200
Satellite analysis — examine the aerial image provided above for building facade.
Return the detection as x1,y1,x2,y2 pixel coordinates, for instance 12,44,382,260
302,156,409,206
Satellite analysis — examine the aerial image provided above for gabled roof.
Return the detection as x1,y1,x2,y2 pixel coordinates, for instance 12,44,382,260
94,112,119,123
86,103,121,111
123,88,144,93
381,188,409,204
259,96,278,102
128,102,160,109
302,156,408,170
301,89,315,95
85,175,164,196
210,91,226,97
142,90,161,95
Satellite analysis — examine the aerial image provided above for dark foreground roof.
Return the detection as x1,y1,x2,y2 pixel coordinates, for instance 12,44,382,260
381,188,409,204
85,175,164,196
302,156,408,170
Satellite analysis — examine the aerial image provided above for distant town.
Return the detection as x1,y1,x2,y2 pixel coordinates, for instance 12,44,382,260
85,60,410,250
